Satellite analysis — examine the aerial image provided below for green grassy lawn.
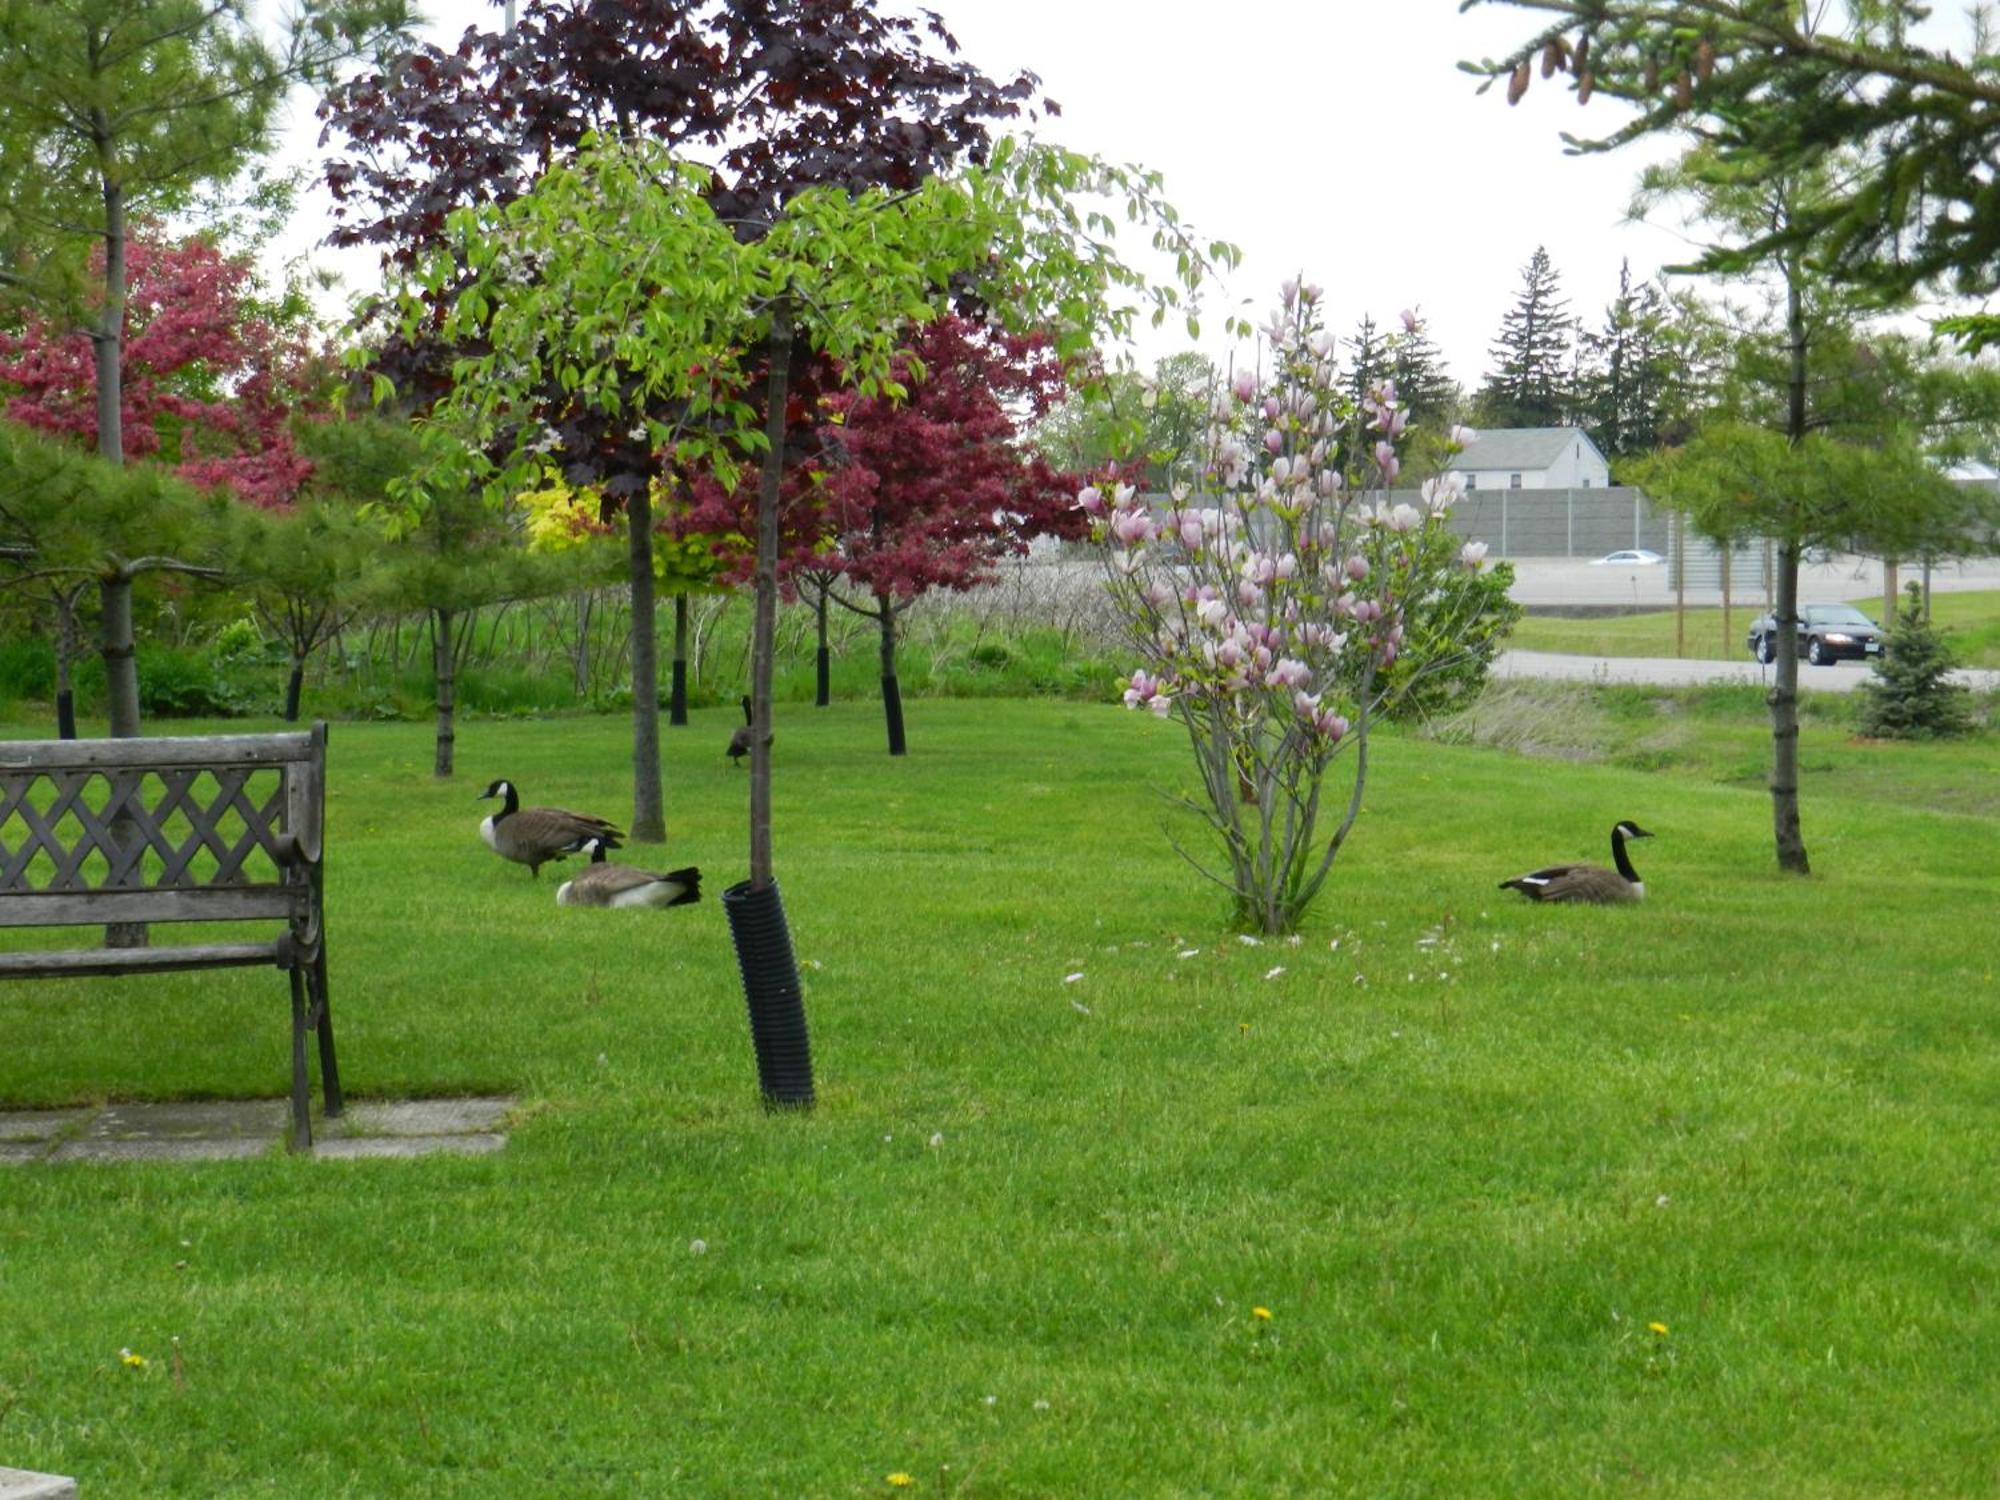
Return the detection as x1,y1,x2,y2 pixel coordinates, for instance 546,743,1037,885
1509,587,2000,666
3,696,1998,1496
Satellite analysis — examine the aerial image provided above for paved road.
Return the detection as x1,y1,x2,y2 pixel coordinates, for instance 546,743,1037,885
1496,649,2000,694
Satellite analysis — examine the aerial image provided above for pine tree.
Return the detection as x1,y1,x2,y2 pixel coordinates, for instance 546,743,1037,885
1576,261,1687,457
1390,317,1460,434
1857,582,1975,738
1476,246,1576,428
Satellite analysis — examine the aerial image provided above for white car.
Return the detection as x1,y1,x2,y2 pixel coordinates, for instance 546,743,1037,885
1590,549,1665,566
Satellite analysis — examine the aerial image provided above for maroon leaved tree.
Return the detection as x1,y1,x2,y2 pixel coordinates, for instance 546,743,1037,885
812,315,1083,755
0,235,317,508
0,232,321,735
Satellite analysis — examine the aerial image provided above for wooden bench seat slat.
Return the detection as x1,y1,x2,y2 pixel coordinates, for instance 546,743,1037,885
0,886,297,927
0,733,314,773
0,942,284,980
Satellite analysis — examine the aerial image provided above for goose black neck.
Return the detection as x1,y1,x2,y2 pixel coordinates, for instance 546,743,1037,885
1611,828,1641,884
495,783,519,819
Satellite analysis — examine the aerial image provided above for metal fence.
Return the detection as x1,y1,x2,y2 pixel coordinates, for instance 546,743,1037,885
1433,486,1670,559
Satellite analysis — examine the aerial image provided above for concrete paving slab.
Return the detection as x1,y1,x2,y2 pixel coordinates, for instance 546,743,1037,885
49,1137,271,1165
0,1467,77,1500
88,1100,286,1141
325,1097,515,1137
0,1142,52,1167
0,1110,88,1143
312,1132,508,1160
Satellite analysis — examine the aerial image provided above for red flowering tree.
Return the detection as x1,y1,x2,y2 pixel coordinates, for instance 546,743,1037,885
0,235,319,508
811,315,1083,755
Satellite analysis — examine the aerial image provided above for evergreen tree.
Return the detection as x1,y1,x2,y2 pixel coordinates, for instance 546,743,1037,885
1577,260,1682,457
1857,582,1975,739
1390,316,1460,434
1476,246,1576,428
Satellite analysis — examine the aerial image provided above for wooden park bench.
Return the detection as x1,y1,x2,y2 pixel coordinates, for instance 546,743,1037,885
0,725,341,1149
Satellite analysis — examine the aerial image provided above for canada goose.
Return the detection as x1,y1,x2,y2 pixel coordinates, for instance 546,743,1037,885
1500,820,1654,904
556,837,702,909
477,778,623,878
727,694,755,766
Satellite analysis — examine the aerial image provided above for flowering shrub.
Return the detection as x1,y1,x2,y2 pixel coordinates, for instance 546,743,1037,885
1085,282,1494,932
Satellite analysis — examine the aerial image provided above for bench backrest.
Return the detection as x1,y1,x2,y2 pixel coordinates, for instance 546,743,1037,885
0,725,324,931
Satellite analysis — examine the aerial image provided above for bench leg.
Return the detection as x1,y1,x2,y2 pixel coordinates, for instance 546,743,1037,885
311,947,343,1118
288,963,312,1152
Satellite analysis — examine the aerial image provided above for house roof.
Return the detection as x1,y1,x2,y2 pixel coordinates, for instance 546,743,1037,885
1453,427,1601,472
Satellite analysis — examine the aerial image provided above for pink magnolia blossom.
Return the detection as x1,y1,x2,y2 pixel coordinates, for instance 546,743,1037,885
1385,503,1420,533
1460,541,1489,569
1196,597,1229,630
1270,657,1312,689
1400,308,1422,334
1076,485,1105,514
1448,424,1478,450
1123,669,1161,708
1231,369,1257,404
1263,428,1284,455
1345,554,1369,582
1148,694,1173,719
1111,509,1155,546
1374,443,1400,483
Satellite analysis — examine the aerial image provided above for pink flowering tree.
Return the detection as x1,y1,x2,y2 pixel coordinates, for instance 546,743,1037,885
1086,282,1494,933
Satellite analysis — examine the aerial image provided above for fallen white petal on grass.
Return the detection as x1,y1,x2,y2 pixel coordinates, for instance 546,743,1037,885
1237,934,1262,946
1063,972,1085,984
1176,949,1200,960
1263,966,1286,981
1070,999,1092,1015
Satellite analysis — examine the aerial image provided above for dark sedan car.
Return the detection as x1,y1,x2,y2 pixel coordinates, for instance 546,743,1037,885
1747,603,1886,665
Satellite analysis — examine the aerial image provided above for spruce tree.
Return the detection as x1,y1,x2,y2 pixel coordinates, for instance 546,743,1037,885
1390,317,1461,434
1476,246,1576,428
1857,582,1975,739
1577,260,1680,457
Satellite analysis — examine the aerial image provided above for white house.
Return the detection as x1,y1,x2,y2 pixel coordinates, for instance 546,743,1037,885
1451,427,1609,491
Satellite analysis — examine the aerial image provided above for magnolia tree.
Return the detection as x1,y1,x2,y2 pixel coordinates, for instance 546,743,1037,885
1088,283,1492,934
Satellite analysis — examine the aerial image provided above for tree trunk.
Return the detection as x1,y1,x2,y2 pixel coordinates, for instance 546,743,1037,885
284,657,306,723
432,606,457,779
100,570,144,946
53,585,81,740
100,573,140,739
1882,557,1899,625
93,158,126,466
1767,540,1809,874
572,589,591,699
1768,260,1811,876
670,591,689,727
815,587,831,708
748,301,793,890
878,593,906,757
627,490,665,842
1719,544,1732,656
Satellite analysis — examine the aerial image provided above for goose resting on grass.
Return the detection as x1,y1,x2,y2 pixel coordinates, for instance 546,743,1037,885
1500,820,1653,904
478,778,622,878
555,836,702,909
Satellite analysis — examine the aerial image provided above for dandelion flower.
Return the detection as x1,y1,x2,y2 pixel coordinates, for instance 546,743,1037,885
1252,1307,1273,1321
886,1473,915,1488
1648,1321,1669,1336
118,1348,147,1369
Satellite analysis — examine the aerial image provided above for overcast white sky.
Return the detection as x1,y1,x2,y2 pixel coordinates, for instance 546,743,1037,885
266,0,1986,388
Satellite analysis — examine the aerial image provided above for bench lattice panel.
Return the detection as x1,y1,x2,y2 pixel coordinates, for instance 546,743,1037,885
0,767,287,892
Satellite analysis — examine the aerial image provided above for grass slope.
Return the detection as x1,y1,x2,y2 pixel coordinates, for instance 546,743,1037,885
1509,588,2000,666
1,698,1997,1496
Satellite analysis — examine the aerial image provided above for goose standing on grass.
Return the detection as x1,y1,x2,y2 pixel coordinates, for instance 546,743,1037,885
1500,821,1654,904
727,694,756,767
477,779,622,878
556,837,702,909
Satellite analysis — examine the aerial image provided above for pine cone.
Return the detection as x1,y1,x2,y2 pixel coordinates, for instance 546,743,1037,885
1508,59,1531,104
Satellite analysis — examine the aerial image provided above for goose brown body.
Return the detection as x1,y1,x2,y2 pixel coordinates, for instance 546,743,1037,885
478,779,622,878
1501,821,1652,904
555,838,701,909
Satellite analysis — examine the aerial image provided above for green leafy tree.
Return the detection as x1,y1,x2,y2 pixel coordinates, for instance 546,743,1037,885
1857,582,1976,738
390,134,1232,895
1475,246,1577,428
1034,351,1216,490
1463,2,2000,327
